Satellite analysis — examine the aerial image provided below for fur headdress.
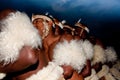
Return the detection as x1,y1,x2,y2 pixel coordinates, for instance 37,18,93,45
104,46,117,63
32,14,54,39
0,11,42,65
52,39,86,73
92,45,106,65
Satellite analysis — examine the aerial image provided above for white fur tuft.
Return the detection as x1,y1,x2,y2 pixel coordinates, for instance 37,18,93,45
104,73,116,80
0,11,42,65
97,65,109,79
53,40,86,73
92,45,106,65
26,62,63,80
0,73,6,80
82,39,94,60
105,46,117,63
85,69,99,80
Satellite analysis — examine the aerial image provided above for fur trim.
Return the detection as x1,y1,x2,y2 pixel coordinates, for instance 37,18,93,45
0,11,42,65
85,69,99,80
26,62,63,80
97,65,109,79
105,47,117,63
53,39,86,73
110,67,120,80
0,73,6,79
92,45,106,65
105,73,116,80
112,60,120,70
82,39,94,60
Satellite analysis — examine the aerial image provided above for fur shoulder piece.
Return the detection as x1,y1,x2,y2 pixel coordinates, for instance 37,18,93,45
105,46,117,63
82,39,94,60
53,39,86,73
0,11,42,65
26,62,63,80
92,45,106,65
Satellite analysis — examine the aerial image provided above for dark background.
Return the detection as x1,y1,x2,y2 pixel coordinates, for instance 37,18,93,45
0,0,120,58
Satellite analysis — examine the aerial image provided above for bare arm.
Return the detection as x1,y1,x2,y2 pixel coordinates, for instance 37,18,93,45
0,46,39,73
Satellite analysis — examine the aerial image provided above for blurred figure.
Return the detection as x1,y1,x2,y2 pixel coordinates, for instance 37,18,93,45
0,9,42,79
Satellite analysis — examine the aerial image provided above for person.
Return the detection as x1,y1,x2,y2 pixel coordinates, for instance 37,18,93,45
74,19,89,40
0,9,44,79
80,40,94,78
0,10,65,80
51,38,87,80
104,46,117,68
32,14,87,80
102,46,118,80
73,20,94,79
32,14,62,62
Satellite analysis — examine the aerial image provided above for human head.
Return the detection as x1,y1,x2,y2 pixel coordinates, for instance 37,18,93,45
32,14,54,39
74,20,89,39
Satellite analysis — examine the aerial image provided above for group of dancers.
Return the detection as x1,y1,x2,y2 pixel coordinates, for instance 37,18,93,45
0,9,120,80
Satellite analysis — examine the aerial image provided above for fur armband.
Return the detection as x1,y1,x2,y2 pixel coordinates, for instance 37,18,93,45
26,62,63,80
52,39,86,73
92,45,106,65
105,46,117,63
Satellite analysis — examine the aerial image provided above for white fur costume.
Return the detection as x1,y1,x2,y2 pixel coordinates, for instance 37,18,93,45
0,11,42,65
52,39,87,73
104,73,116,80
26,62,64,80
91,44,106,65
81,39,94,60
110,68,120,80
104,46,117,63
84,69,99,80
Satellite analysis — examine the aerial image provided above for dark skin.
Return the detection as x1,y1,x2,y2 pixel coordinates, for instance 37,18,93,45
81,60,91,77
68,71,84,80
0,46,39,73
92,62,102,73
0,9,15,20
11,48,48,80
